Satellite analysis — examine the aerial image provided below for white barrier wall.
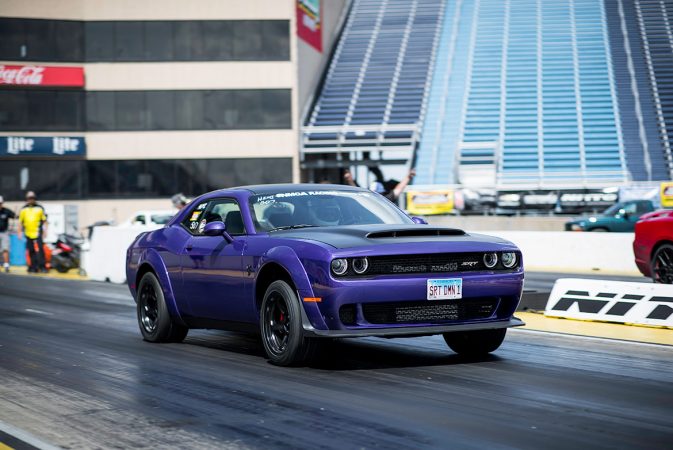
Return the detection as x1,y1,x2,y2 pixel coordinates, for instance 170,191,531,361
545,278,673,327
84,226,156,284
85,228,640,284
480,231,639,274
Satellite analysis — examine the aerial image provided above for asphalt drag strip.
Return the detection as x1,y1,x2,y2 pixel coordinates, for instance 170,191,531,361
0,274,671,449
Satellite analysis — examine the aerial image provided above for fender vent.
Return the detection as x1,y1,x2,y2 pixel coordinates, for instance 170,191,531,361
367,229,465,239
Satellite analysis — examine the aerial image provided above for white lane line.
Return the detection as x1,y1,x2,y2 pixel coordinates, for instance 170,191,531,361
510,327,673,349
24,309,54,316
0,419,62,450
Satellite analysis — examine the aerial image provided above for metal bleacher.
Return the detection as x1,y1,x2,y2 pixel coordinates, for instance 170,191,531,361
301,0,445,163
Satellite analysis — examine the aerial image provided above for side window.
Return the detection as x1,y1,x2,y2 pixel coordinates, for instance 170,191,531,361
622,202,638,215
133,214,146,225
182,198,245,236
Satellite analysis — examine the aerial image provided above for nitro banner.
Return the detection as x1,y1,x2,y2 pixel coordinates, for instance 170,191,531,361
297,0,322,52
0,136,86,158
545,278,673,327
0,65,85,88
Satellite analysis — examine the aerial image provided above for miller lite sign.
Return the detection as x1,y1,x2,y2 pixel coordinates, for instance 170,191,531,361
0,64,84,87
1,136,86,157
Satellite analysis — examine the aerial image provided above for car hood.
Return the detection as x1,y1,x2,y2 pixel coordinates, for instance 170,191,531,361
270,224,515,250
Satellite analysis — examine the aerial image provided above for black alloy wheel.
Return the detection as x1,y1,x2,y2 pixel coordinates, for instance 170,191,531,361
260,280,319,366
139,281,159,334
136,272,188,343
652,244,673,284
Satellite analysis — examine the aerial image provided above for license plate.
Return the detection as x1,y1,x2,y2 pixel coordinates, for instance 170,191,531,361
427,278,462,300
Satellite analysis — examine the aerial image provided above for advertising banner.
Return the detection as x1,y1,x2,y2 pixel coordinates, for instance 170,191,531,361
406,189,454,215
545,278,673,327
0,64,84,88
661,182,673,208
0,136,86,158
297,0,322,52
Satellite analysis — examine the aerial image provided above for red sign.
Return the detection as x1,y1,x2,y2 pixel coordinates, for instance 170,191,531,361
297,0,322,52
0,65,84,88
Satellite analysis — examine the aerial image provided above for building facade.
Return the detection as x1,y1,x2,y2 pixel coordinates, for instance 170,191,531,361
0,0,346,227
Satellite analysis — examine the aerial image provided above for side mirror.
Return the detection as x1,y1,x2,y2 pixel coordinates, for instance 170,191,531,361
411,216,428,225
203,221,234,242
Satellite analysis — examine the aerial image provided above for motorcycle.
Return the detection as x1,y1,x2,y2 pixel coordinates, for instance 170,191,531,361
51,233,84,274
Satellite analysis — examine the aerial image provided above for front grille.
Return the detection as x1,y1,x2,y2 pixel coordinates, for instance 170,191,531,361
339,304,357,325
357,252,517,276
362,298,499,324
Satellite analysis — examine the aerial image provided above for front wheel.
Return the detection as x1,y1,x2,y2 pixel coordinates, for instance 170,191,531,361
260,280,319,366
652,244,673,284
136,272,188,343
443,328,507,356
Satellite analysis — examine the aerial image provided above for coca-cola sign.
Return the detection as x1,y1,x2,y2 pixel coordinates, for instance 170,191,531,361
0,65,84,88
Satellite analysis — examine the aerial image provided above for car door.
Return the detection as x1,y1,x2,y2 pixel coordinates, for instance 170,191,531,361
179,197,250,323
614,201,640,232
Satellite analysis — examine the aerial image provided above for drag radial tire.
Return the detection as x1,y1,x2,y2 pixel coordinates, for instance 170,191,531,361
443,328,507,356
260,280,319,366
651,244,673,284
136,272,188,343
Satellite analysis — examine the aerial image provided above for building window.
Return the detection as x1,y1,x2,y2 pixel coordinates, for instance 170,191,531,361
0,159,293,201
86,90,292,131
0,18,84,62
85,20,290,62
0,90,85,131
0,18,290,63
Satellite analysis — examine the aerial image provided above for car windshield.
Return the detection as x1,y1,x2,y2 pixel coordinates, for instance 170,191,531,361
249,189,413,232
602,203,625,216
151,214,174,225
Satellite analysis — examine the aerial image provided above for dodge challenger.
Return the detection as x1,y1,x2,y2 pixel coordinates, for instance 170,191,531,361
126,184,524,365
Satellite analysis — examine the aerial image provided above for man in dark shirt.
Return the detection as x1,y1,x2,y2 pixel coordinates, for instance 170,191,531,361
0,195,16,273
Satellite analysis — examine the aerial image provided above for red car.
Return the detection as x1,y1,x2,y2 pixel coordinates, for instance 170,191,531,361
633,209,673,283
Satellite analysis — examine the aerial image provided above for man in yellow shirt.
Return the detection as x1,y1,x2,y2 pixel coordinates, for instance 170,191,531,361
18,191,48,273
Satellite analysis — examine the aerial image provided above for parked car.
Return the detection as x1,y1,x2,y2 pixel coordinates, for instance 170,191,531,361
633,209,673,283
126,184,525,366
119,210,176,228
565,200,655,232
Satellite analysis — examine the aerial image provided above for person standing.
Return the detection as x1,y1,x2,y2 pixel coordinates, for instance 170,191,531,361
18,191,48,273
0,195,16,273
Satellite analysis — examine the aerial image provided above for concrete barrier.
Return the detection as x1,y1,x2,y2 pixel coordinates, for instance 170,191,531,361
85,226,157,284
479,231,638,274
84,227,639,285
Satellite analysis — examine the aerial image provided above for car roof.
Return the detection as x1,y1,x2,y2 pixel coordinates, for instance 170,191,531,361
219,183,367,195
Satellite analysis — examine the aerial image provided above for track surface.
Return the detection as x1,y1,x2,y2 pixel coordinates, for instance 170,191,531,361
0,274,671,449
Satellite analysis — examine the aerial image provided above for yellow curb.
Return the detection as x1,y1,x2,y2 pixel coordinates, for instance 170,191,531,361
0,442,14,450
517,311,673,346
524,265,642,277
2,265,88,281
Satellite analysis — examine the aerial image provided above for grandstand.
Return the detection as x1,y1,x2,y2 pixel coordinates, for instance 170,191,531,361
301,0,673,187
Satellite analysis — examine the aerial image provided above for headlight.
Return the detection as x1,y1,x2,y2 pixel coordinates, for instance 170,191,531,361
483,252,498,268
331,258,348,275
501,252,517,268
352,257,369,274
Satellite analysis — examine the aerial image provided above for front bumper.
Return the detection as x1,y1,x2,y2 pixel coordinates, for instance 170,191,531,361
299,271,524,333
301,314,525,338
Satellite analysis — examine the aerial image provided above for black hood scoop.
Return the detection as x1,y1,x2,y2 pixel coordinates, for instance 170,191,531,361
367,228,465,239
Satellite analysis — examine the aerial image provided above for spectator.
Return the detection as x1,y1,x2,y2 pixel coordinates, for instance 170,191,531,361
171,193,189,210
0,195,16,273
18,191,48,273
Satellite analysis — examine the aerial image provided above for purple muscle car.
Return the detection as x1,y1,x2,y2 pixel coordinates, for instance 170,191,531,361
126,184,524,365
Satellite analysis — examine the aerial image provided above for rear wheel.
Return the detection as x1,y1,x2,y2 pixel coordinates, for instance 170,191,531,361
443,328,506,356
260,280,319,366
652,244,673,284
137,272,188,343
